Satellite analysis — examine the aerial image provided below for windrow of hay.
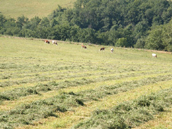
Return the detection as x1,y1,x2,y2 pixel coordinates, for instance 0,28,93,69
73,88,172,129
0,74,172,128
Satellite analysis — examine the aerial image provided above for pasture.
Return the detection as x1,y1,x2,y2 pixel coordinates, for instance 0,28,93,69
0,36,172,129
0,0,76,19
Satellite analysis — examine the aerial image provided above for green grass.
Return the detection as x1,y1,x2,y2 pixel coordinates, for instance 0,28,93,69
134,108,172,129
17,79,172,129
73,88,172,129
0,36,172,129
0,0,76,19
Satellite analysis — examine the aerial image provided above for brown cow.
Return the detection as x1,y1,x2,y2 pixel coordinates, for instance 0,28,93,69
81,44,87,49
100,47,105,51
44,40,50,44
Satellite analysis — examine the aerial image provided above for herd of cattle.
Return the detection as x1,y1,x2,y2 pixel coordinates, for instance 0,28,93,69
44,40,58,45
44,40,157,57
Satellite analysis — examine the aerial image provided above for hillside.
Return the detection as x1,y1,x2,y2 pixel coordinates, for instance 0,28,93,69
0,0,76,19
1,0,172,52
0,36,172,129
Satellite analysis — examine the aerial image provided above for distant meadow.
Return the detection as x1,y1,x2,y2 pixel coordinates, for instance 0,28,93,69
0,0,76,18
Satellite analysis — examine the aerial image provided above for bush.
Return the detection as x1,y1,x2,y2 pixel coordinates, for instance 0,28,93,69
134,38,145,48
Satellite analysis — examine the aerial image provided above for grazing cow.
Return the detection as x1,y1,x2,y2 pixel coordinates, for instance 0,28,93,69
81,44,87,49
44,40,50,44
52,40,58,45
111,48,114,53
152,53,157,58
100,47,105,51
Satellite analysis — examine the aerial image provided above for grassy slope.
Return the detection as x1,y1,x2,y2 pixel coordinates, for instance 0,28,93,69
0,36,172,129
0,0,76,19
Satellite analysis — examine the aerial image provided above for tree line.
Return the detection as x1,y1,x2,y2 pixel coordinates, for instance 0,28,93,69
1,0,172,51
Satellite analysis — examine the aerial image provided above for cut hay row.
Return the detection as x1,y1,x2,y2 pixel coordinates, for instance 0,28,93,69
17,79,172,129
0,72,171,111
0,74,172,128
0,36,172,128
134,108,172,129
0,67,170,89
72,88,172,129
0,64,154,83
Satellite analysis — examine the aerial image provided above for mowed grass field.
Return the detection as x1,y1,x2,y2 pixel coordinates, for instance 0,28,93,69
0,0,76,19
0,36,172,129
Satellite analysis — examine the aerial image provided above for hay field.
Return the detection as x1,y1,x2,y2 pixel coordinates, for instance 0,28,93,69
0,36,172,129
0,0,76,19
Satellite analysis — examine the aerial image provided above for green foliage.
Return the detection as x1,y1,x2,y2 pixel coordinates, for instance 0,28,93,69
145,19,172,51
115,38,128,47
134,37,146,48
145,26,164,50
